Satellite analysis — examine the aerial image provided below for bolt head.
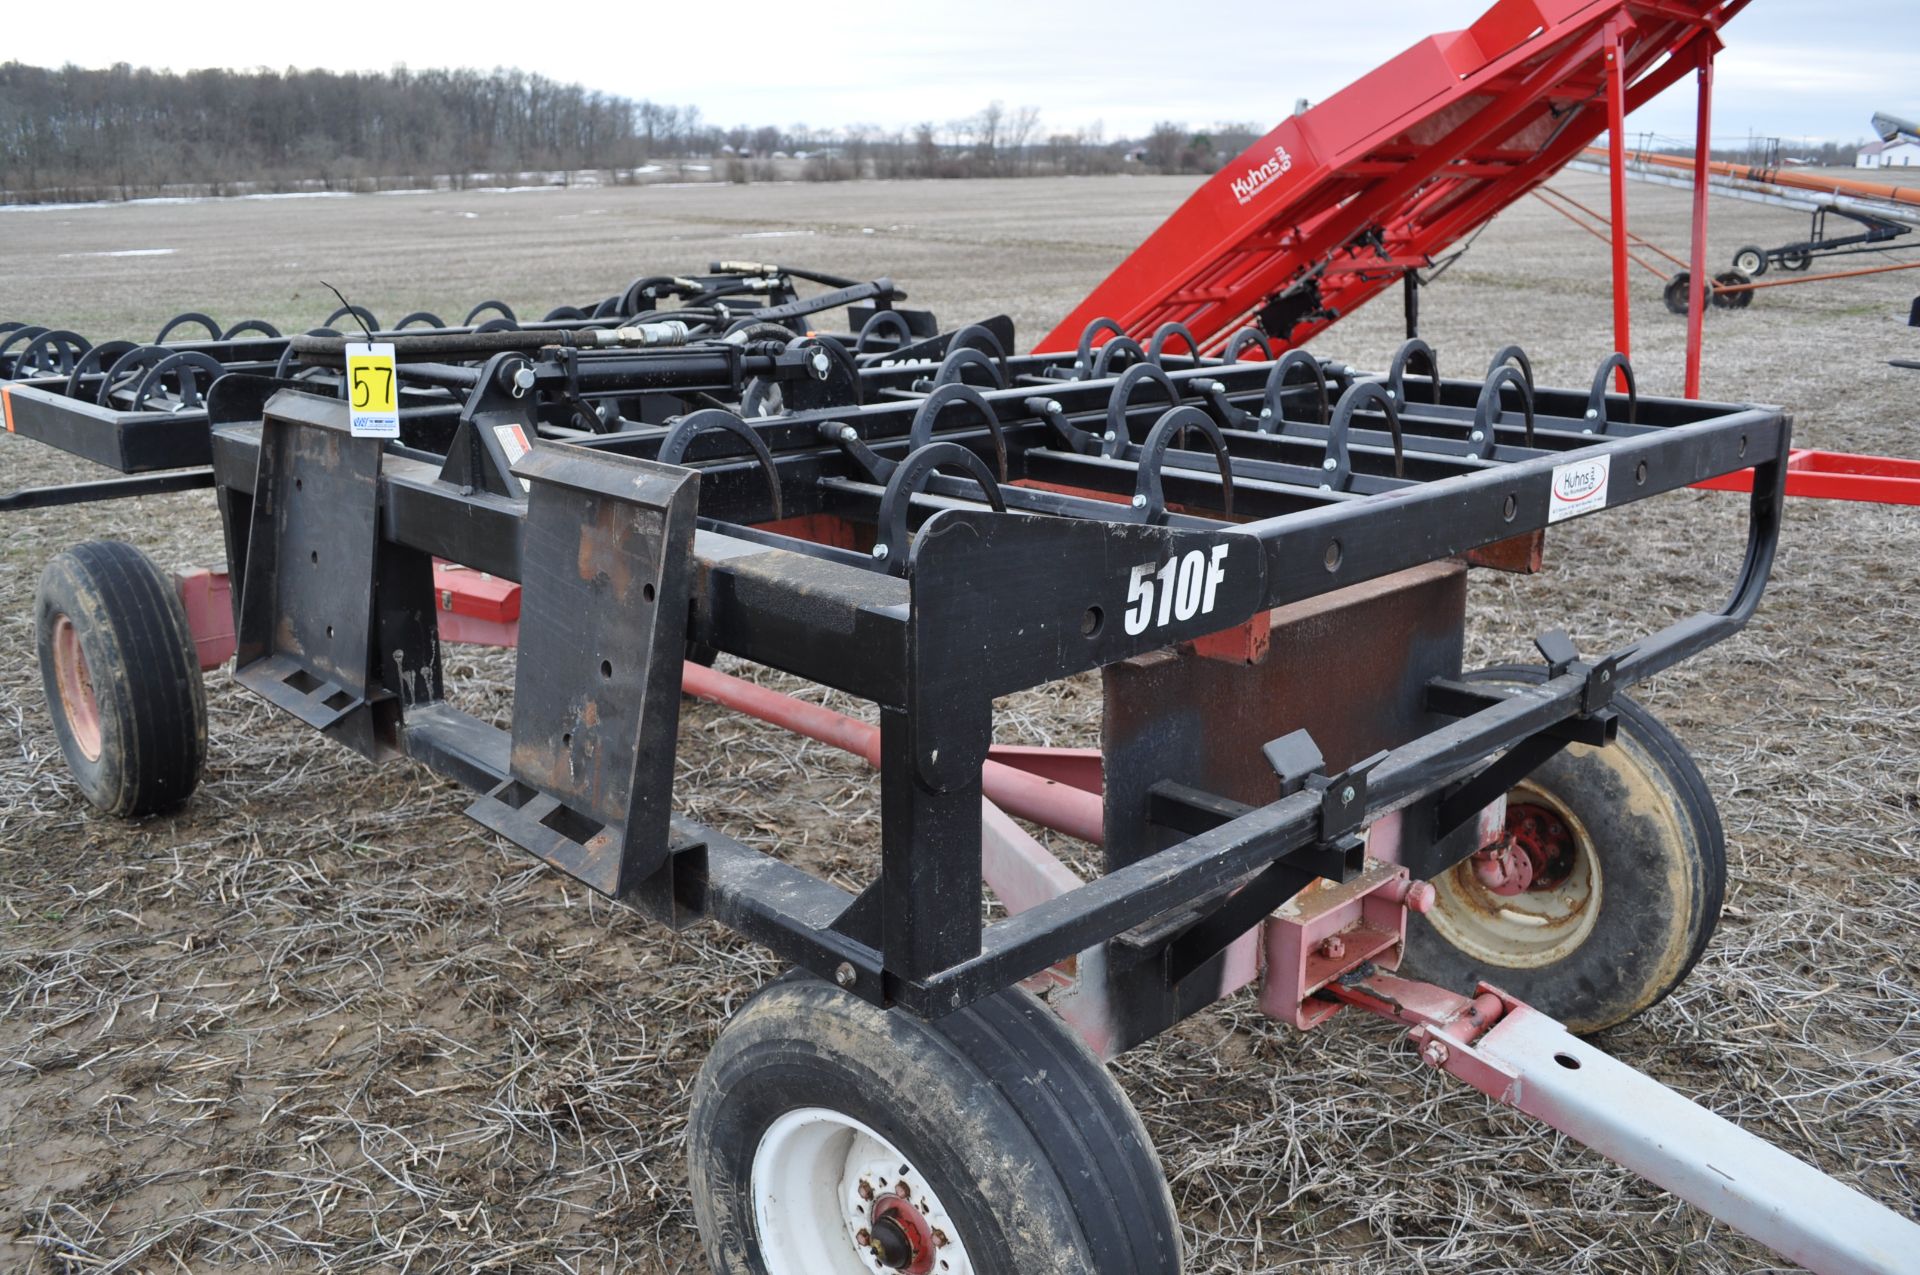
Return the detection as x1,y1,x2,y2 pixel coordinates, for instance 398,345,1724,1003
1469,430,1484,443
1047,400,1063,414
1340,784,1355,805
1130,493,1148,509
512,366,537,390
1422,1039,1450,1067
1584,408,1599,419
870,543,890,561
1103,430,1117,443
840,425,859,442
834,962,857,987
1404,881,1437,914
1260,407,1273,418
1322,457,1338,470
1319,935,1347,960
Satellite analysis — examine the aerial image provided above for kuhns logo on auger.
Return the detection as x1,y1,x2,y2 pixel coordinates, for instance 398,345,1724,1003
1230,144,1294,205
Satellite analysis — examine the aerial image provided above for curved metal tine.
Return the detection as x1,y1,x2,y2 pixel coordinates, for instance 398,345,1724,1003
1257,350,1329,434
1132,405,1235,524
1324,382,1406,491
395,311,447,330
873,441,1007,575
945,322,1009,376
1090,335,1148,380
1585,352,1637,433
856,309,914,357
1103,362,1181,457
910,382,1007,480
1147,321,1202,367
1472,365,1536,457
1220,328,1273,363
323,304,381,334
933,345,1006,390
155,311,221,344
659,408,785,520
463,299,515,327
1485,344,1534,395
100,343,170,406
1386,337,1440,408
134,351,225,412
0,325,48,380
219,318,282,340
1074,316,1127,380
17,329,90,377
66,339,136,403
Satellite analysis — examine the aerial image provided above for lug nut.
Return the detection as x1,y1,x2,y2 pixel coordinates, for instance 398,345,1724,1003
1403,881,1437,914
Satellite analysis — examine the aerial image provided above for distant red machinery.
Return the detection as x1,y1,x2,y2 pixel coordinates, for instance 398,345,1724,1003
1044,0,1743,399
1045,0,1920,506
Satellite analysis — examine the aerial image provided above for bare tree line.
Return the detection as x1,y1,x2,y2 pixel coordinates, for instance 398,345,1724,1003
0,61,1266,203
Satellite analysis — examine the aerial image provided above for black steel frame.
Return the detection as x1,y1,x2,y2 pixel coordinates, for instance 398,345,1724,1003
179,323,1788,1022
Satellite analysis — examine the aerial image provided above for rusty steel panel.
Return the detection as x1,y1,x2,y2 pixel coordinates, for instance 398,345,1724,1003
232,392,395,759
1103,560,1468,872
467,444,700,908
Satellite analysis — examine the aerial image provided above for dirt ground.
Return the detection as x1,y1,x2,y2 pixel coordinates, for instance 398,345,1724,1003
2,172,1917,1274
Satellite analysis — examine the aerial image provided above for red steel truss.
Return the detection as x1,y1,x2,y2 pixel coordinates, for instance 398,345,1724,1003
1040,0,1746,362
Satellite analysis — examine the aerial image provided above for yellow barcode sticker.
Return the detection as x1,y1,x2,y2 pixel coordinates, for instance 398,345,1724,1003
345,342,399,437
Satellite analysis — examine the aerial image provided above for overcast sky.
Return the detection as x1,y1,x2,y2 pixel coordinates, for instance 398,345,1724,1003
14,1,1911,147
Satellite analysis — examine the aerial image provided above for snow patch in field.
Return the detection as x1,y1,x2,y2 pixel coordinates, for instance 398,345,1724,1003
56,247,176,257
735,230,814,239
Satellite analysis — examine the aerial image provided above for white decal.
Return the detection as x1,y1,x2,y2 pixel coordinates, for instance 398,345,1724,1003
492,422,533,495
1548,454,1611,523
1230,144,1294,206
1124,545,1230,636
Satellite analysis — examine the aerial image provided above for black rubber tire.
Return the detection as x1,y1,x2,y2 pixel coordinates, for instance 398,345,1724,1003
689,974,1182,1275
1711,270,1753,310
1662,272,1693,315
1401,664,1724,1034
1732,245,1767,276
1780,247,1812,272
35,541,207,817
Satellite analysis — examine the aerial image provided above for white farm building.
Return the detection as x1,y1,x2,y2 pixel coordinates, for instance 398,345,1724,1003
1857,138,1920,168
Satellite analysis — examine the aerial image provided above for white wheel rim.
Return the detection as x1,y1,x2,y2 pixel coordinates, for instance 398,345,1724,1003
752,1107,975,1275
1426,779,1604,968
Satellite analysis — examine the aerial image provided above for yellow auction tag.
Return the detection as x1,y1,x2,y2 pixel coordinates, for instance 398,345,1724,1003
345,341,399,437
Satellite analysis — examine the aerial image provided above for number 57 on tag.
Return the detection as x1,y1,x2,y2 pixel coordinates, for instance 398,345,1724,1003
345,342,399,438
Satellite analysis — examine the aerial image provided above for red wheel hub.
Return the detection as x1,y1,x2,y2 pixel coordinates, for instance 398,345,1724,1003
1472,803,1578,896
1507,802,1577,890
865,1192,938,1273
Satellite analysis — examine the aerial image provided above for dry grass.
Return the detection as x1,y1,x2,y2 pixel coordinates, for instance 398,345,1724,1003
2,172,1917,1272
